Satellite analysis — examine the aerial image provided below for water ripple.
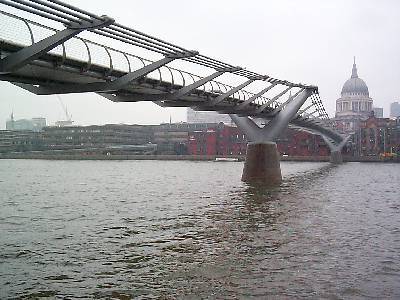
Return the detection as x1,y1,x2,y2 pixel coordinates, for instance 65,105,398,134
0,160,399,299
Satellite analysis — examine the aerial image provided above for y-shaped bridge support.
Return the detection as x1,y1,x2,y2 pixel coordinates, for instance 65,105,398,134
321,135,352,164
230,88,314,184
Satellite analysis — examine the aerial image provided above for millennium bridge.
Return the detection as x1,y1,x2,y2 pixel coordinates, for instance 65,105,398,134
0,0,350,184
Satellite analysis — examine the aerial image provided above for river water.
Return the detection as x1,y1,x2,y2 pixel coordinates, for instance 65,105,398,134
0,159,399,299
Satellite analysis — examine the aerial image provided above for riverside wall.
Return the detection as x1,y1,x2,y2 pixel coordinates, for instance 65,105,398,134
1,152,396,162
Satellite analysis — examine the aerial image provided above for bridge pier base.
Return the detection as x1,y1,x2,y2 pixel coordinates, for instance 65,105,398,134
330,151,343,164
230,88,314,185
242,142,282,184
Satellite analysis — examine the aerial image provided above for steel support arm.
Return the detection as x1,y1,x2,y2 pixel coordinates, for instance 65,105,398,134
301,109,319,119
321,134,351,152
229,114,263,142
231,89,312,143
266,88,304,116
236,83,277,110
209,79,253,106
256,86,292,113
0,16,114,73
260,88,313,141
168,66,241,100
297,102,315,114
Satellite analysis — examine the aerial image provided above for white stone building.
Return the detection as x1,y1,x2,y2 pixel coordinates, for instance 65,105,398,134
187,108,232,124
335,58,373,132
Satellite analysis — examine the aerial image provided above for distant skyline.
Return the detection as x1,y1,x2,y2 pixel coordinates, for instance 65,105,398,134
1,0,399,128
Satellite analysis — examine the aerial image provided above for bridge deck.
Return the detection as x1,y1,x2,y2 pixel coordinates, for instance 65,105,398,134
0,4,344,144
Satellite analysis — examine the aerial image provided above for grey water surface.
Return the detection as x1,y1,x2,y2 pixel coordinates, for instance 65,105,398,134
0,160,399,299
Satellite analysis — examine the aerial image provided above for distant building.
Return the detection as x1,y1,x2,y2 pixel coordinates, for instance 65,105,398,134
335,58,373,133
0,122,331,157
153,122,243,155
31,118,47,130
41,124,154,151
55,120,74,127
277,129,330,157
353,115,400,156
6,113,46,132
187,123,247,156
153,123,194,155
0,130,43,153
372,107,383,118
187,108,232,124
390,101,400,117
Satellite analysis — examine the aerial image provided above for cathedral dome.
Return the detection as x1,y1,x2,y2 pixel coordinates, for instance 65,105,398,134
341,59,369,97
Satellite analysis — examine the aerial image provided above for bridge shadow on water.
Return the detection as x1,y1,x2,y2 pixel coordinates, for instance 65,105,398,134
241,163,336,203
158,163,340,298
225,163,337,244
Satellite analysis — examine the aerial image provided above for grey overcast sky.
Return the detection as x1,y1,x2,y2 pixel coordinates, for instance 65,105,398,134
1,0,399,128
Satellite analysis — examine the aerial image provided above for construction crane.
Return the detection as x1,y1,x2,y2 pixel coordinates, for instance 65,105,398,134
55,95,74,127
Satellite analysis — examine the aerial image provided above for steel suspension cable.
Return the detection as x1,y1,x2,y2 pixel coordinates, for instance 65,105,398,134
0,0,319,90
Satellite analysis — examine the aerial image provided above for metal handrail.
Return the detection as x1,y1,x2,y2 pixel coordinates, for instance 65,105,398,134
0,4,331,120
0,0,315,89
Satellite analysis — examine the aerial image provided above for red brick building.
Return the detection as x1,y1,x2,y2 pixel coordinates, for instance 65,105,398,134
354,115,400,156
187,123,246,156
187,123,328,157
188,128,217,155
276,129,329,157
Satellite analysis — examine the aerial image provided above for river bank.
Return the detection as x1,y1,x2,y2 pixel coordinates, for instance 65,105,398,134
0,152,397,162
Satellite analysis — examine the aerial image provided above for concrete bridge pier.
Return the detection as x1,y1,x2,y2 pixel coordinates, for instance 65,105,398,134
230,88,314,184
242,142,282,183
330,150,343,164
